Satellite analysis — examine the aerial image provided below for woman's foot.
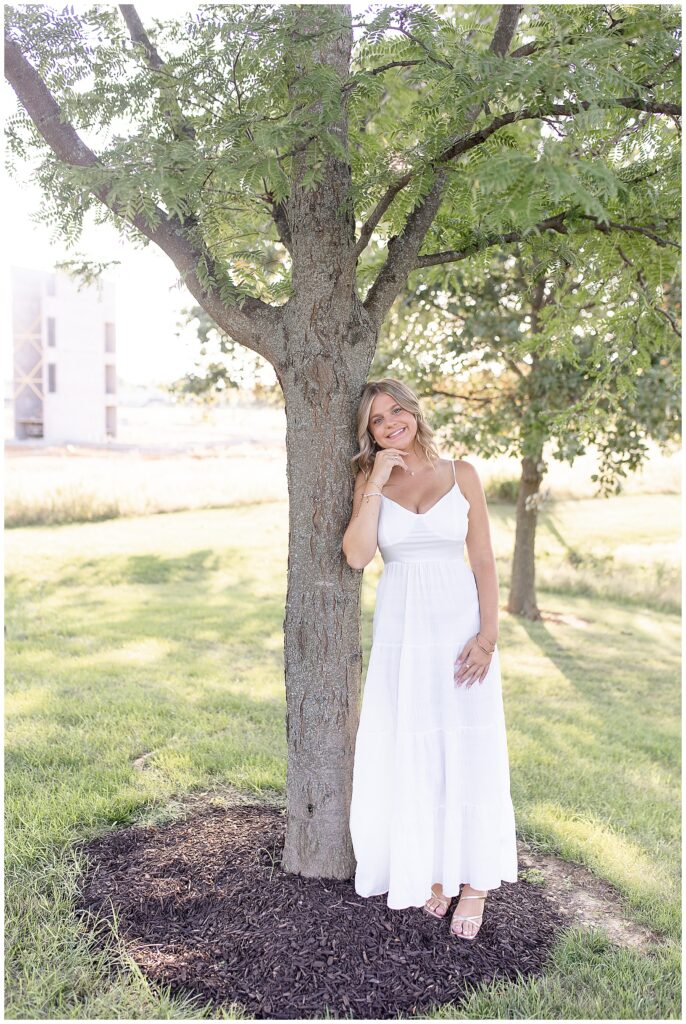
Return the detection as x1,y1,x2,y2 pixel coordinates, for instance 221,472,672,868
423,883,452,919
450,884,488,939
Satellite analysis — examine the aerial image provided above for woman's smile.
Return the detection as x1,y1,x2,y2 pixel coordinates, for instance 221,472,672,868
387,427,407,439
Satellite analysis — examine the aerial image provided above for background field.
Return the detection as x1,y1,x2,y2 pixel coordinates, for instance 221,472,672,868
4,398,681,1019
5,397,681,523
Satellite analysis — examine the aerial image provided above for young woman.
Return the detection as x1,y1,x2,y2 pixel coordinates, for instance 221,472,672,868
343,378,518,940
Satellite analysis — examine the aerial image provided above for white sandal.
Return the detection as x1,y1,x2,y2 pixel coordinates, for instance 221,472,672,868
450,890,487,940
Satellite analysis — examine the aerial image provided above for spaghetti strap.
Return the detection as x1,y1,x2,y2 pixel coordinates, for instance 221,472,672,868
452,459,457,484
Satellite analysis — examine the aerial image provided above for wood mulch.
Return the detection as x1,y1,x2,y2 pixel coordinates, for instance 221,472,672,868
74,802,567,1020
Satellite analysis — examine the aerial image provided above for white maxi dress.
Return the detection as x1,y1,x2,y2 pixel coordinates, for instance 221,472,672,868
349,460,518,909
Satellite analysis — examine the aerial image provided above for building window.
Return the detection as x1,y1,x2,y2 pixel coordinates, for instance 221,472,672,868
105,322,116,353
105,364,116,394
106,406,117,437
48,364,57,393
47,317,56,347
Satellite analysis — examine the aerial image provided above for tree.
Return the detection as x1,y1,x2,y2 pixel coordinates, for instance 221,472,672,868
372,233,681,618
5,3,681,878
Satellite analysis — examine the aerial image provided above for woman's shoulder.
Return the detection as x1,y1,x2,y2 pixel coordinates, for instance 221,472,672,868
448,458,483,498
448,457,480,480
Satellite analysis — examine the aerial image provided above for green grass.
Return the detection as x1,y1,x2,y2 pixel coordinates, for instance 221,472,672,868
5,496,681,1019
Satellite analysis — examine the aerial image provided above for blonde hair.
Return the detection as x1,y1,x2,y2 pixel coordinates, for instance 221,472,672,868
351,378,441,479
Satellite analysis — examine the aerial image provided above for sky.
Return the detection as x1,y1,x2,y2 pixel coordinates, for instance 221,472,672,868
2,1,383,387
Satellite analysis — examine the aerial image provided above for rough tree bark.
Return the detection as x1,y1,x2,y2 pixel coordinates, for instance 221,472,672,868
275,10,376,875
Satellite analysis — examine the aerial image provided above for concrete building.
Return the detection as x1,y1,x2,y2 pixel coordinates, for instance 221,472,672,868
12,266,117,442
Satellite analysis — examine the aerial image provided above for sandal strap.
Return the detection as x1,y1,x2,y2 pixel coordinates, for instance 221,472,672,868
453,891,486,926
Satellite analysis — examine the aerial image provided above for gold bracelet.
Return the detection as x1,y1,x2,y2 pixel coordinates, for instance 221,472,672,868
476,633,496,652
353,490,382,518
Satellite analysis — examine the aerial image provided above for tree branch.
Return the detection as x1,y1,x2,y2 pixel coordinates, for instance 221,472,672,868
430,387,498,404
355,87,680,263
118,4,195,142
354,6,524,262
435,95,680,169
414,215,567,268
577,214,681,249
489,4,525,59
4,32,280,360
362,4,524,330
505,357,527,379
120,5,291,255
362,167,451,325
368,59,424,76
509,40,538,58
229,34,293,254
384,23,453,69
413,210,679,270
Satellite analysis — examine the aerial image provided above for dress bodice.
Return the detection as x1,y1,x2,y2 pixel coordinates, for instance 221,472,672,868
377,477,470,564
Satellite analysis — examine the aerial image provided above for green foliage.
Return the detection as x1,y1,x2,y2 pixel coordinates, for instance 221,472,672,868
53,256,121,289
4,3,681,322
375,235,680,494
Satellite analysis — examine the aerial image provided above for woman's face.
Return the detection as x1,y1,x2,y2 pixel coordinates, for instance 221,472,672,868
368,393,417,450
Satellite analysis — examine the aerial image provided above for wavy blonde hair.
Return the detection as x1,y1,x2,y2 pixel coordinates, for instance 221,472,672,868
350,378,441,479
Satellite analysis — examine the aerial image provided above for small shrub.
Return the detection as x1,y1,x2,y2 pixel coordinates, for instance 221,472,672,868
5,486,121,528
485,474,520,503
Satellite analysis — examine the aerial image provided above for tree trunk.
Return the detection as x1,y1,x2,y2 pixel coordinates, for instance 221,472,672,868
276,5,378,877
278,324,374,877
507,453,544,620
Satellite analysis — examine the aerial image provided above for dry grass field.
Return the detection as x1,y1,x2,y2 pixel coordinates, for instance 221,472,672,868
4,397,680,527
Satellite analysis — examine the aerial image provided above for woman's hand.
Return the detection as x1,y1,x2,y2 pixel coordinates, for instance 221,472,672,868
454,635,493,688
369,447,410,488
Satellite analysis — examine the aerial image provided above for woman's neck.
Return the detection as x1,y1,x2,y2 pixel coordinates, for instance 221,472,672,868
399,447,435,476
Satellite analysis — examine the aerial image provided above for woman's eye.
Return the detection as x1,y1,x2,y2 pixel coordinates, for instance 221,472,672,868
372,407,401,424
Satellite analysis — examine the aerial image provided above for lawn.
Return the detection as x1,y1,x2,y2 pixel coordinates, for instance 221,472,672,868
4,494,681,1019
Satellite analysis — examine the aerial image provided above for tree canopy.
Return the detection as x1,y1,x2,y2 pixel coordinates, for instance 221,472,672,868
6,3,681,330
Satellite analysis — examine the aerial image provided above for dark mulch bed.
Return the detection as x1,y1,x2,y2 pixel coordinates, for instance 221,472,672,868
74,802,566,1019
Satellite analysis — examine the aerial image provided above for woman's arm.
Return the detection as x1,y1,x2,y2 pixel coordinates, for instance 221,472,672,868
457,460,499,644
342,470,382,570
